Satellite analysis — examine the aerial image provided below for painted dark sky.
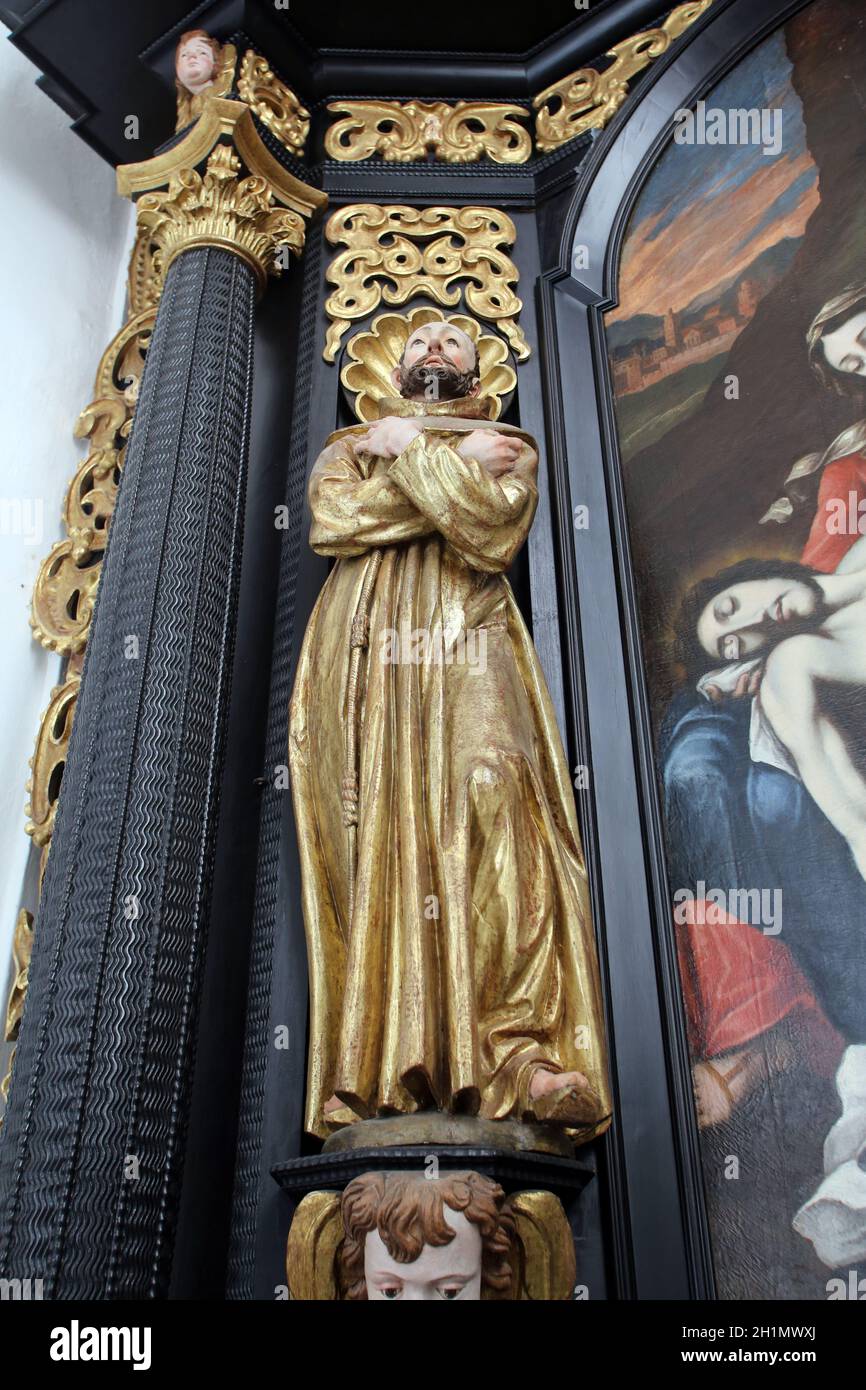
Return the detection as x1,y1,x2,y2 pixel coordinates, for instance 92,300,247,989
608,32,819,330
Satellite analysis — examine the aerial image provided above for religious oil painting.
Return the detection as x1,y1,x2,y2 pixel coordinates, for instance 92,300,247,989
606,0,866,1298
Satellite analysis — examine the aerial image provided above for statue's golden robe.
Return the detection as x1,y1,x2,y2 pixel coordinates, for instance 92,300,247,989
289,396,611,1140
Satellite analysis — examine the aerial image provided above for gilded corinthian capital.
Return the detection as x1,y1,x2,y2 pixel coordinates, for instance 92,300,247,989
117,94,326,295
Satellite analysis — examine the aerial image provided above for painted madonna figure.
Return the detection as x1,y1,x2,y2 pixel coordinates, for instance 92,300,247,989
289,312,611,1144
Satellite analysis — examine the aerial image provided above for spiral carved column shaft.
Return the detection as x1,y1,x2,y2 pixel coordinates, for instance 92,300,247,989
0,99,325,1299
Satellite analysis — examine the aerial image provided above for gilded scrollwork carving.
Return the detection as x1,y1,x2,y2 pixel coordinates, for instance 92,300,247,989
25,676,81,847
30,309,154,656
30,535,103,659
533,0,715,151
136,143,306,293
127,225,162,317
325,99,531,165
1,910,34,1105
237,50,310,157
323,203,529,363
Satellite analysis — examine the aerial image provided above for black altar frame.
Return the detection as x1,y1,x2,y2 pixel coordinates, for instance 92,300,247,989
0,0,816,1301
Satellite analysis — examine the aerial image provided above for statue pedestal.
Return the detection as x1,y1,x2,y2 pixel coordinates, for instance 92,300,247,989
274,1111,592,1196
324,1110,575,1156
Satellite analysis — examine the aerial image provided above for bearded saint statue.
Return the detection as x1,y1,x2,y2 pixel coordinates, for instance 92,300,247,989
288,316,612,1143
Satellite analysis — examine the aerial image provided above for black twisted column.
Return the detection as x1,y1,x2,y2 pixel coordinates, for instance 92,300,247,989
0,99,325,1299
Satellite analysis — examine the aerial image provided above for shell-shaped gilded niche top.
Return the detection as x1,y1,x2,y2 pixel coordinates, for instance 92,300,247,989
341,308,517,424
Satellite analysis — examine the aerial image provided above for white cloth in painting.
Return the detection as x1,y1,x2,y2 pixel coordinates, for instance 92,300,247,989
696,661,800,780
793,1046,866,1267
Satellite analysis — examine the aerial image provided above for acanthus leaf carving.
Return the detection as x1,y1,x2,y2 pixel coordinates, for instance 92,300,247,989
136,143,306,293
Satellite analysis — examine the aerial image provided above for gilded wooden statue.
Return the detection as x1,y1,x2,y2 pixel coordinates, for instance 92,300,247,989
289,311,611,1144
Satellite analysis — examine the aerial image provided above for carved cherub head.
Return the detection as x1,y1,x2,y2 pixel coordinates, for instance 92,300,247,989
392,318,481,402
338,1170,517,1301
175,29,222,98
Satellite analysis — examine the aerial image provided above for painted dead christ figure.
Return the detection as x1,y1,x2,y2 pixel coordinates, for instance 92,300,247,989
289,318,611,1140
683,541,866,885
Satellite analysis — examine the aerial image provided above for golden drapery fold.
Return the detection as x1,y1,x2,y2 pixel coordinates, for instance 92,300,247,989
289,395,611,1142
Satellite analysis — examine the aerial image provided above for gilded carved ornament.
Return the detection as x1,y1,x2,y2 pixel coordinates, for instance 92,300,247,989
237,50,310,158
118,96,326,296
30,310,153,658
25,676,81,849
533,0,715,151
136,143,307,294
127,225,162,316
2,911,34,1106
323,203,529,364
175,30,310,159
325,99,531,164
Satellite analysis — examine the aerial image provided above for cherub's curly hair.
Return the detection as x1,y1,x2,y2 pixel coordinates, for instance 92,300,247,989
338,1170,517,1300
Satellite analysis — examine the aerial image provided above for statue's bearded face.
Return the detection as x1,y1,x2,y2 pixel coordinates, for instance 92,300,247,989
394,321,480,401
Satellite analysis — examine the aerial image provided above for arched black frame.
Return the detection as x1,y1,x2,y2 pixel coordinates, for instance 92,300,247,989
540,0,815,1299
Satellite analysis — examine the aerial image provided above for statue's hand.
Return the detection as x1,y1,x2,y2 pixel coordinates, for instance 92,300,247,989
456,429,522,478
355,416,422,460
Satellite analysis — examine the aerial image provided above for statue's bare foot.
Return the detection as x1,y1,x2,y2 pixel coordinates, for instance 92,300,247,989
323,1093,358,1130
529,1067,590,1101
527,1066,603,1127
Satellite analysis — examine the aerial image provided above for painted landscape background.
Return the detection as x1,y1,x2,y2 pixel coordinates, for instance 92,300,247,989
610,0,866,711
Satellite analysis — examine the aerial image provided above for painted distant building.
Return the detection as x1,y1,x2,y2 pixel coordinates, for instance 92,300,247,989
613,268,771,398
613,353,645,391
664,307,682,350
737,276,760,319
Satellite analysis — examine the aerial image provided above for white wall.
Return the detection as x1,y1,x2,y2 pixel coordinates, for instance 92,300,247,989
0,36,134,974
